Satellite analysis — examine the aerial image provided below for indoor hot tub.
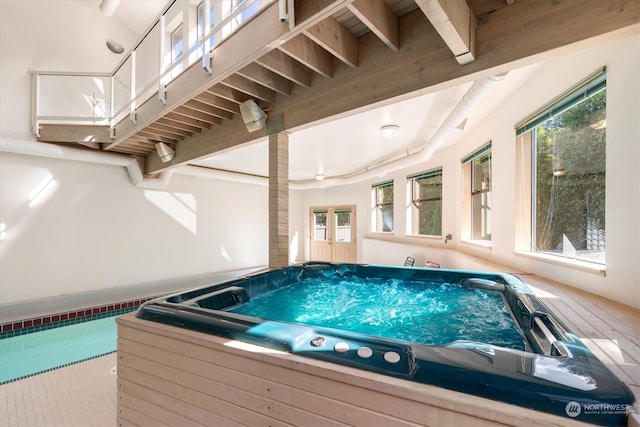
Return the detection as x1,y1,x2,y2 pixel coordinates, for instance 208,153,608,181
135,262,634,425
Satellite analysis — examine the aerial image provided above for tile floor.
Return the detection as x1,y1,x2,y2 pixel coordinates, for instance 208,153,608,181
1,353,117,426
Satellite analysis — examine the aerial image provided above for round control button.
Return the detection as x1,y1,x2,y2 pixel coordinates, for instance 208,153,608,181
383,351,401,363
357,347,373,358
310,336,326,347
334,342,350,353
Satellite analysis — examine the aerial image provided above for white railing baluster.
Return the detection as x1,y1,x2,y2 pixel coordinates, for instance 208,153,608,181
129,50,136,124
159,13,167,104
30,0,273,137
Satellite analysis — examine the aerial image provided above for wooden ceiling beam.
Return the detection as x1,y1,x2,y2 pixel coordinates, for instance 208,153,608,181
156,117,203,133
173,105,223,125
145,0,639,173
142,125,187,140
305,16,358,68
415,0,476,64
136,131,177,145
118,139,154,150
221,74,276,103
347,0,399,52
237,62,292,95
183,99,234,120
198,91,241,113
256,49,312,87
206,83,252,104
279,34,333,78
165,111,212,130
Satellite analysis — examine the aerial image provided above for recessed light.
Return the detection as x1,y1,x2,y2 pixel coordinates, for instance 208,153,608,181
380,124,399,138
106,39,124,54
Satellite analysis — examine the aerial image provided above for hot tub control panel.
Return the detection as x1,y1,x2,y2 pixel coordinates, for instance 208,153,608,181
295,330,414,378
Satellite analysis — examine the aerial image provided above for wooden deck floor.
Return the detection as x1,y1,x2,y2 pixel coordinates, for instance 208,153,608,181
514,274,640,421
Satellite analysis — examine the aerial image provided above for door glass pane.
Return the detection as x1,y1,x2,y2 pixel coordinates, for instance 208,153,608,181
334,210,351,243
313,211,327,241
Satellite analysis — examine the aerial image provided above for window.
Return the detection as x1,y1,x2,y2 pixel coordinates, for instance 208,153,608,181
408,169,442,236
313,210,327,241
197,2,215,49
516,68,606,264
335,209,352,242
372,181,394,233
171,24,184,63
463,144,492,241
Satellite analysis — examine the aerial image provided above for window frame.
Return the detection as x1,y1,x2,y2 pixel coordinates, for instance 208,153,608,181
515,68,607,265
407,168,443,237
372,180,394,233
462,143,492,243
197,1,216,49
170,24,184,63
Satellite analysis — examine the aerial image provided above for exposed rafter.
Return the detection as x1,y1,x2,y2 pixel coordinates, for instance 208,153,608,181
415,0,476,64
34,0,639,173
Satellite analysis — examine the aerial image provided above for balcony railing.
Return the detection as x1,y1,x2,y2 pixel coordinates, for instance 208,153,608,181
31,0,271,138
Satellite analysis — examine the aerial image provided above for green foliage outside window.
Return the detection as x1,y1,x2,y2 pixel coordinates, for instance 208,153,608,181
413,173,442,236
534,90,606,262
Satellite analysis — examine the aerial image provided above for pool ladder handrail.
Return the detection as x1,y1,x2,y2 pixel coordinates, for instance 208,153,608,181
532,312,572,358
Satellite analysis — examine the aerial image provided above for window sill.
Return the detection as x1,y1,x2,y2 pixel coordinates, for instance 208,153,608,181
367,232,395,241
364,233,442,245
513,251,606,276
461,240,492,250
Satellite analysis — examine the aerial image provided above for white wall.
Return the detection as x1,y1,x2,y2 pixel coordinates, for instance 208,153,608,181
0,0,140,142
0,1,269,310
0,152,268,305
296,34,640,309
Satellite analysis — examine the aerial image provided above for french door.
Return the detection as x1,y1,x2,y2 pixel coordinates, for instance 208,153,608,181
309,206,357,263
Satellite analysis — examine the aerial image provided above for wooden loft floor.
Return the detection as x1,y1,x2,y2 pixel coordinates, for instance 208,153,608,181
515,274,640,422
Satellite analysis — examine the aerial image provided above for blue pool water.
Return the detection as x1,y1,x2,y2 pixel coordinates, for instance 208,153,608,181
0,316,118,384
229,277,526,350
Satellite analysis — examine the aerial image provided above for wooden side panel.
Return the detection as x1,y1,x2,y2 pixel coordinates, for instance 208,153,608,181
117,313,592,427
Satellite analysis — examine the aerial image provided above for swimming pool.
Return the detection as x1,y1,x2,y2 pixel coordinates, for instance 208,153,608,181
0,314,120,384
136,262,635,425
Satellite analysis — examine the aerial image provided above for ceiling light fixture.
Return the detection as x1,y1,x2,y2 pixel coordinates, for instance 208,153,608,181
315,173,325,181
380,124,399,139
155,142,175,163
240,100,267,132
106,39,124,54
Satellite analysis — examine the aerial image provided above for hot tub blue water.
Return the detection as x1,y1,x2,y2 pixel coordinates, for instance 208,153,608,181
229,277,526,350
136,262,635,425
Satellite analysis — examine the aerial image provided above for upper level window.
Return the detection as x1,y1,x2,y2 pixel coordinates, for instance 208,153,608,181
197,2,216,48
171,24,184,63
516,68,606,264
372,181,394,233
408,168,442,236
462,144,492,242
